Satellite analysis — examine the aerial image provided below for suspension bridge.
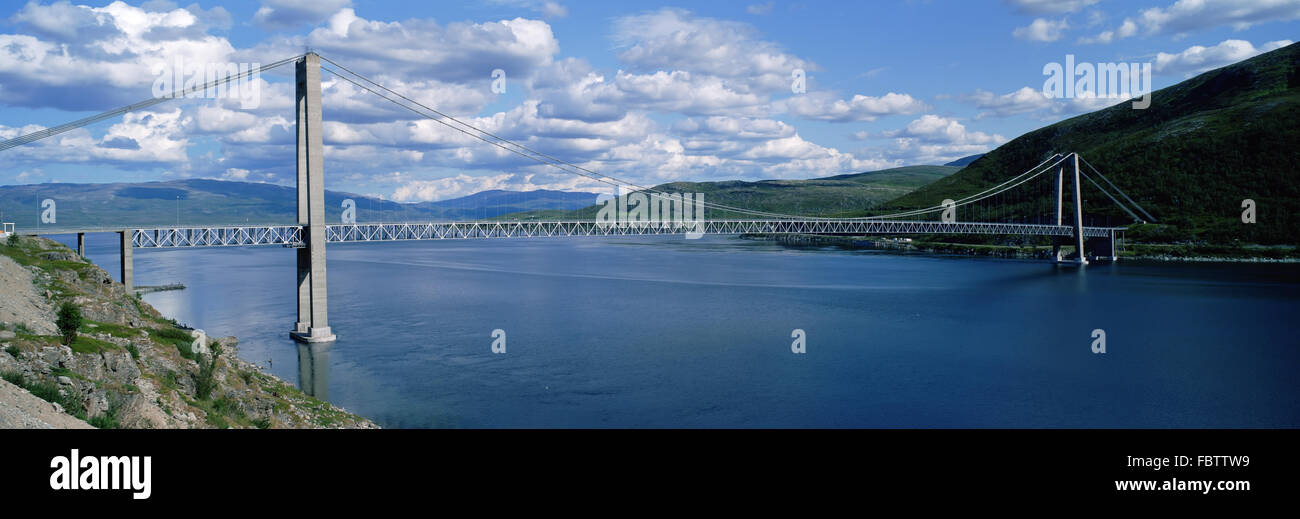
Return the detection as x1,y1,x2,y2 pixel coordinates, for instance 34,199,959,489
0,53,1153,343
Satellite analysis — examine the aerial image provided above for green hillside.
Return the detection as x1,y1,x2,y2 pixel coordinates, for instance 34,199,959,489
885,42,1300,245
517,165,959,220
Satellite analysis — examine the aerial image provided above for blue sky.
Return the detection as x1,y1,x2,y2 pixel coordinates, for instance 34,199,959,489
0,0,1295,201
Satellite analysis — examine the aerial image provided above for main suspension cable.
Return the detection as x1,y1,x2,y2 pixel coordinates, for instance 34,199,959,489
0,54,304,152
319,57,803,220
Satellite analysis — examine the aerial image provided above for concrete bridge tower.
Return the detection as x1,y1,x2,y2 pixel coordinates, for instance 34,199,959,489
291,53,335,343
1052,153,1089,266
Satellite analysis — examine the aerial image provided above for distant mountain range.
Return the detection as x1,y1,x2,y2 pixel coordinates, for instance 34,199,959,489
943,154,984,167
887,42,1300,244
0,179,597,229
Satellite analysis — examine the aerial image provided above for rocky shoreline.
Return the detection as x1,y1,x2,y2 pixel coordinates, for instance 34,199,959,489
0,235,376,429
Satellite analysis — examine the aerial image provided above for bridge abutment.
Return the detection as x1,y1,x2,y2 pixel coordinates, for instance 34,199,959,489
290,53,335,343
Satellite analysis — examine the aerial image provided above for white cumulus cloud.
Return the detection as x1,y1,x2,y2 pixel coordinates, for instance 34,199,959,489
253,0,353,30
1155,39,1294,76
1013,17,1069,42
1004,0,1099,14
778,92,929,122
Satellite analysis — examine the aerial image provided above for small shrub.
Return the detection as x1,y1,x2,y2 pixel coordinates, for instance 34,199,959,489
56,302,82,346
125,342,139,360
154,327,193,341
5,234,18,247
88,396,122,429
161,370,179,391
148,327,197,360
87,414,118,429
4,345,19,359
212,396,244,420
24,380,57,402
129,298,147,317
1,371,25,386
205,411,228,429
194,351,219,401
23,379,85,420
252,417,271,429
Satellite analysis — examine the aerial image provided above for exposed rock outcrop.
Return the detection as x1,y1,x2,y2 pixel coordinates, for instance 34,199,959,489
0,235,376,429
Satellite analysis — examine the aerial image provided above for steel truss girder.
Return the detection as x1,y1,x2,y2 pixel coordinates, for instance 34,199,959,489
129,225,303,248
126,220,1117,248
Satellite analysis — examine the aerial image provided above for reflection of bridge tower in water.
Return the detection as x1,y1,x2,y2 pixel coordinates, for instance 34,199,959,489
297,343,331,400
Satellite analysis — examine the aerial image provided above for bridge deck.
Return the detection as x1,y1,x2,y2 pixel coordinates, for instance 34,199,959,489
31,220,1126,248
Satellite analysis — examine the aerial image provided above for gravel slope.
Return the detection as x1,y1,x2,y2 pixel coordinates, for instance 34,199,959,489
0,378,93,429
0,254,56,335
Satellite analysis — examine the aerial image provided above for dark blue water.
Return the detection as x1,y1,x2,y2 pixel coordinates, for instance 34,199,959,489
56,232,1300,428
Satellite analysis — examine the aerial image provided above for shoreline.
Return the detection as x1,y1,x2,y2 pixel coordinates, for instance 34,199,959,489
0,235,377,429
740,234,1300,264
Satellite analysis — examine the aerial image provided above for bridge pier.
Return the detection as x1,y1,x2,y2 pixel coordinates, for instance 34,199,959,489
118,230,132,294
1110,229,1120,261
290,53,335,344
1051,161,1064,263
1070,153,1088,265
